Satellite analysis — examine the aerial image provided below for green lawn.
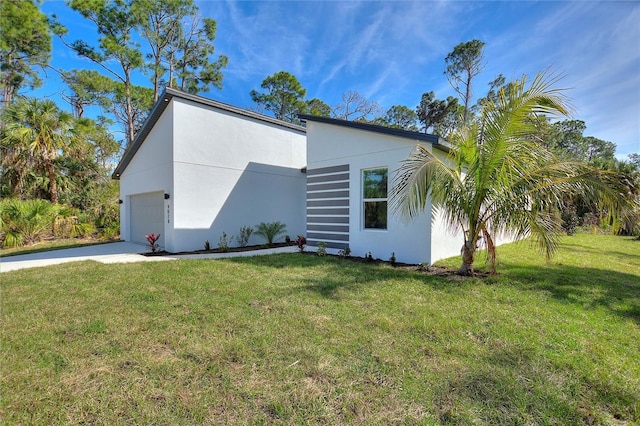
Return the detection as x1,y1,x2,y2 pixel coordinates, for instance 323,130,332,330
2,234,638,424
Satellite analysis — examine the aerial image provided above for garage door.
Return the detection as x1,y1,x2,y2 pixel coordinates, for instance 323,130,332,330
130,191,164,246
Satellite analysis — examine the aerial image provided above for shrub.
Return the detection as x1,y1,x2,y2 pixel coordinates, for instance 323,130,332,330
218,232,233,252
0,198,99,247
100,224,120,240
145,233,161,253
53,207,94,239
237,226,253,248
0,198,58,247
296,235,306,252
254,221,287,246
390,252,396,265
561,204,580,235
316,241,327,257
204,240,211,251
338,246,351,257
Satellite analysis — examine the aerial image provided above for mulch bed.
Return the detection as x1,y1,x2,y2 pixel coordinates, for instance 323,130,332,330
141,242,293,257
143,242,487,278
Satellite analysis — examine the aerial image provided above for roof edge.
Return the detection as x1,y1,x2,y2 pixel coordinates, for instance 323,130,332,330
299,114,451,153
113,88,306,179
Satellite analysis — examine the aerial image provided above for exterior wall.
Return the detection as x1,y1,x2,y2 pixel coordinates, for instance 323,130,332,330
306,121,433,265
429,149,465,263
168,98,306,252
119,102,174,248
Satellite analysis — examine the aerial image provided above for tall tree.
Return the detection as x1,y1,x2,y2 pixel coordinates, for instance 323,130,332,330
60,0,144,147
544,119,588,161
0,0,52,107
306,98,331,117
474,74,507,113
62,69,153,140
332,90,382,122
167,17,228,95
132,0,197,101
444,39,485,125
391,72,628,275
250,71,307,123
416,91,460,136
1,98,76,203
374,105,419,131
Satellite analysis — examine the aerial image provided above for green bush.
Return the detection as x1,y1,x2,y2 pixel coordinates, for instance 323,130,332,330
237,225,253,247
218,232,233,252
0,199,58,247
254,221,287,246
0,198,96,247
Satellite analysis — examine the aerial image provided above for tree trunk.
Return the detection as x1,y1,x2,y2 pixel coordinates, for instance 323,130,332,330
124,69,135,148
482,226,497,275
47,160,58,204
463,72,472,125
459,240,475,276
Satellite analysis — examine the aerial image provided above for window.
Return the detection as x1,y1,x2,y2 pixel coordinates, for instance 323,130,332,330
362,167,388,229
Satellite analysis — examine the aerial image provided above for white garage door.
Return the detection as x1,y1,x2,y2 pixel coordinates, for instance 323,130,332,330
130,191,164,246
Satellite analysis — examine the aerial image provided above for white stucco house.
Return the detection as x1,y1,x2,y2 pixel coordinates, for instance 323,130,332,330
113,88,307,252
113,88,464,264
300,115,462,264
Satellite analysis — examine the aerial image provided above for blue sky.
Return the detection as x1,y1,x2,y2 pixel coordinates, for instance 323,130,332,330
40,1,639,158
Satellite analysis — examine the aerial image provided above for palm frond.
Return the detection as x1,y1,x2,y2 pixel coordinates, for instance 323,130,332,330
390,145,462,225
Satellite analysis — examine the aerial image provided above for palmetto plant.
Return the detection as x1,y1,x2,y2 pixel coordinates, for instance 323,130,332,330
391,71,628,275
1,98,76,204
254,221,287,246
0,199,58,247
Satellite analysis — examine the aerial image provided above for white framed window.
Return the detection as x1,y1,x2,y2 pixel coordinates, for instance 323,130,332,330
362,167,388,230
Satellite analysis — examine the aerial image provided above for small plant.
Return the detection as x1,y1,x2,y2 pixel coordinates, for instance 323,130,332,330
218,232,233,252
254,221,287,246
316,241,327,256
418,262,430,272
237,225,253,247
204,240,211,251
285,235,291,244
366,252,373,262
390,252,396,265
561,204,580,236
145,233,161,253
296,235,306,252
338,246,351,257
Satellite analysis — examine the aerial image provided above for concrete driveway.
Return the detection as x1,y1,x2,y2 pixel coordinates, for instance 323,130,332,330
0,242,298,273
0,242,169,273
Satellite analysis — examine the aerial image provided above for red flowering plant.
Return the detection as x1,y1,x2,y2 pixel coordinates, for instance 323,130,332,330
296,235,306,252
145,233,161,253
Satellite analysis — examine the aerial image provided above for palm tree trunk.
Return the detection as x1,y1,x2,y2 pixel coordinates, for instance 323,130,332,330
47,161,58,204
481,225,497,274
459,240,475,275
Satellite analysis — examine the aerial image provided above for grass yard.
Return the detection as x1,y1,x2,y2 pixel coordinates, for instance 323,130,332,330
1,234,639,424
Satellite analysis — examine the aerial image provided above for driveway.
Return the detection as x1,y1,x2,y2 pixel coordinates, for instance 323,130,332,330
0,242,298,273
0,242,169,273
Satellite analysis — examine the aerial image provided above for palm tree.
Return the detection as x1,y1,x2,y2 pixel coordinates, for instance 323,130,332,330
2,98,75,203
254,221,287,246
391,72,627,275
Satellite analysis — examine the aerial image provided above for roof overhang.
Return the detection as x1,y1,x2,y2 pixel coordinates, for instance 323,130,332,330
112,87,307,179
298,114,451,154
